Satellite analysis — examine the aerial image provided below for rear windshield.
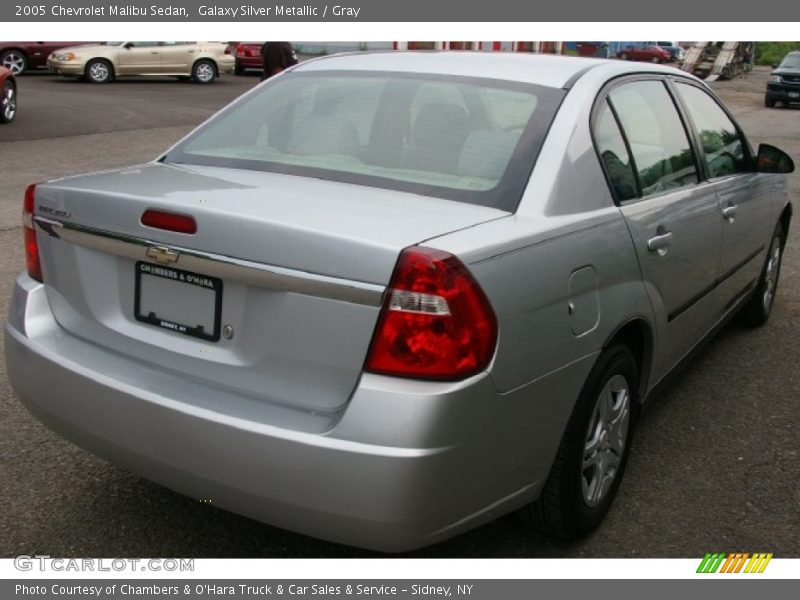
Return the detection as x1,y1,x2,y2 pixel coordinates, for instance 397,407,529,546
163,70,565,211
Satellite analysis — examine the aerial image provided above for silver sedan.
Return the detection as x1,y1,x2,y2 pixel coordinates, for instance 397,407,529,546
5,52,794,552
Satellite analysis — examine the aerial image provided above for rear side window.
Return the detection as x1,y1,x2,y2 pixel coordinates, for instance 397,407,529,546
594,101,638,202
608,80,698,198
674,82,750,178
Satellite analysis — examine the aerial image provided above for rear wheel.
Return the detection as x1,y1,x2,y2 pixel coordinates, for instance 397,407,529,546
234,62,245,76
1,49,27,75
651,56,660,63
1,80,17,124
526,344,638,539
85,59,113,83
192,59,216,84
620,52,629,60
738,223,784,327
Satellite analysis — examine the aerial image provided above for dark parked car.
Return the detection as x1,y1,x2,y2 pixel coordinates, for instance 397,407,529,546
0,66,16,124
234,42,263,75
0,42,90,75
765,50,800,108
617,44,671,64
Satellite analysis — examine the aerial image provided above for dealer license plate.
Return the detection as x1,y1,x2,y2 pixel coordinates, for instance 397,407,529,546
134,262,222,342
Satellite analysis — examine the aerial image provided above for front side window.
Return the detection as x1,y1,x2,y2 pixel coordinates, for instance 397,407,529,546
163,71,565,211
608,80,698,198
675,82,749,178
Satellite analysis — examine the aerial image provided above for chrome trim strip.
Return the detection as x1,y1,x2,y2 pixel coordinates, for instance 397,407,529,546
33,216,385,307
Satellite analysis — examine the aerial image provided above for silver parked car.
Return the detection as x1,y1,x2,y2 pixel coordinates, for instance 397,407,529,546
6,52,794,552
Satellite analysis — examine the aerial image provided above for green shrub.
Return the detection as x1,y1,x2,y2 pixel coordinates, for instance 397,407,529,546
755,42,800,66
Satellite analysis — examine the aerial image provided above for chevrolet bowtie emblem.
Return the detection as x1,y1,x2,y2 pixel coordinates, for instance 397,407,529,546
146,246,180,265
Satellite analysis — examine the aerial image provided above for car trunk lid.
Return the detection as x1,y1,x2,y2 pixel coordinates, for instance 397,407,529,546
32,163,506,414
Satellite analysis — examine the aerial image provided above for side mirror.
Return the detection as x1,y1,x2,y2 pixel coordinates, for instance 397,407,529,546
772,63,778,69
756,143,795,174
123,42,134,49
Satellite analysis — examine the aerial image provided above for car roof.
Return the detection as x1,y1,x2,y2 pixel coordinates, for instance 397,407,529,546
293,51,647,89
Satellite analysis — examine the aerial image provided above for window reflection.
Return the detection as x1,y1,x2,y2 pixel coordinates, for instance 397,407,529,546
676,83,748,178
609,81,698,198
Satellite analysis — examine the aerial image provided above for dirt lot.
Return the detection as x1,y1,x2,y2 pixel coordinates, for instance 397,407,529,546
0,65,798,558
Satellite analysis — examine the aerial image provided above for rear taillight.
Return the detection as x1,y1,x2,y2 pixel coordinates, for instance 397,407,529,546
23,184,43,282
365,247,497,381
141,209,197,234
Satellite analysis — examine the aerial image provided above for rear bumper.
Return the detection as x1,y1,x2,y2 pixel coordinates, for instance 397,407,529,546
236,57,263,70
6,274,592,551
216,57,235,74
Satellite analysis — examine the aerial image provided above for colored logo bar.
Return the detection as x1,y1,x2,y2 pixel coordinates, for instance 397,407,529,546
697,553,773,573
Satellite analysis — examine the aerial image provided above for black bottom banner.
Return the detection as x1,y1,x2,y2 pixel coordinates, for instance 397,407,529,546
3,580,794,600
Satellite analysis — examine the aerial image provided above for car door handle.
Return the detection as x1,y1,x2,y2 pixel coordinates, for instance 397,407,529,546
647,231,673,253
722,204,737,221
150,51,159,55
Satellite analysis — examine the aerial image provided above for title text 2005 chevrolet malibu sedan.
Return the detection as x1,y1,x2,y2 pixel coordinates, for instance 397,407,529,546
6,53,794,552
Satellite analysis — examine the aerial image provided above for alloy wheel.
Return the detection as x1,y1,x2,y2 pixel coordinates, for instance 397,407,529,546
1,51,25,74
89,61,110,82
581,374,631,507
195,62,215,83
1,82,16,122
762,235,782,311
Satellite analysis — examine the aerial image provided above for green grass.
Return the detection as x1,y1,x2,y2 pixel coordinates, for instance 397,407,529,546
755,42,800,66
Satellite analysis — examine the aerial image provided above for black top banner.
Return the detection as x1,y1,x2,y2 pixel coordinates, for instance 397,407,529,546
2,0,798,22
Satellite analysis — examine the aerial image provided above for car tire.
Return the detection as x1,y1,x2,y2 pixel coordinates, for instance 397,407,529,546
0,80,17,124
764,96,776,108
738,223,785,327
1,49,28,75
192,59,217,84
651,56,660,63
620,52,629,60
234,63,245,76
85,59,114,84
525,343,638,540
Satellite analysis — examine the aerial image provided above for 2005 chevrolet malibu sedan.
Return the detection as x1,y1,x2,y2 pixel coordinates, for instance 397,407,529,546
6,52,794,552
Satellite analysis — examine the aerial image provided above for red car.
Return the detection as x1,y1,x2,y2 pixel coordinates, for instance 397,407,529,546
617,44,671,64
234,42,263,75
0,41,90,75
1,66,17,124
